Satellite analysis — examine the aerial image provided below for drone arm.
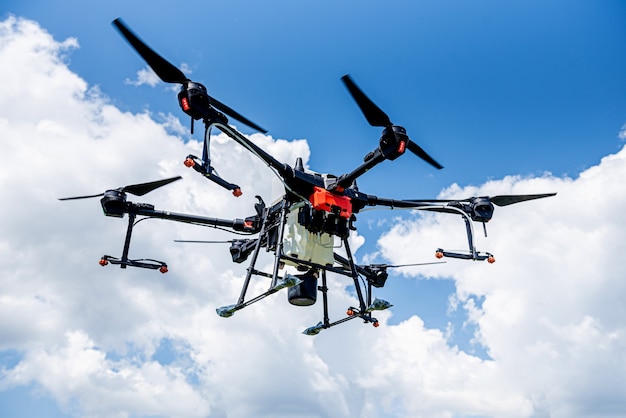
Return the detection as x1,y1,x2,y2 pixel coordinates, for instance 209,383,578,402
131,205,260,233
352,194,438,212
212,122,291,179
329,149,385,191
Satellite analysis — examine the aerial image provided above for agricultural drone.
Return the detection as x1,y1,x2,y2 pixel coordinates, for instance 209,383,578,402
60,18,555,335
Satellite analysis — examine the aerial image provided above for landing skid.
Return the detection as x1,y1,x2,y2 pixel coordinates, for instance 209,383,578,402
431,205,496,263
435,249,495,263
99,254,168,273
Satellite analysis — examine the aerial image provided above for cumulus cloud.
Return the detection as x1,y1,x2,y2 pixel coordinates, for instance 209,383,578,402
1,15,626,418
124,66,161,87
377,155,626,415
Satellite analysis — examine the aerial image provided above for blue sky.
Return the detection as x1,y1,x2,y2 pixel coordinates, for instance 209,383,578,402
2,1,626,417
7,0,626,186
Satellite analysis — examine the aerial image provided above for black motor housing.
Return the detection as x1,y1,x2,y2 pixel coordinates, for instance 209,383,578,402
100,190,127,218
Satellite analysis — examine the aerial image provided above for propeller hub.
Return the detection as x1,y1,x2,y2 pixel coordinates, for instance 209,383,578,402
381,125,406,135
379,125,408,161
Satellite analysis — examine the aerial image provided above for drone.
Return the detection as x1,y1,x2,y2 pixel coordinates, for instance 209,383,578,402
60,18,556,335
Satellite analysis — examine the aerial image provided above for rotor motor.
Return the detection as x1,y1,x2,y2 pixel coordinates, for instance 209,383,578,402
177,82,212,120
468,197,495,223
379,126,408,161
100,190,127,218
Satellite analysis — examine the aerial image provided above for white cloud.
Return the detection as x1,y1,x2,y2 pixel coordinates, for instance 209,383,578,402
377,153,626,415
1,14,626,418
124,66,161,87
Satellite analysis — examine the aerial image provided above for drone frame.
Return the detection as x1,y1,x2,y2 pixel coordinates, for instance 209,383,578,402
58,18,557,335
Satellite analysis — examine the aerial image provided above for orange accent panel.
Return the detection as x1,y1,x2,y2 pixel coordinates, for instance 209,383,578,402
309,187,352,218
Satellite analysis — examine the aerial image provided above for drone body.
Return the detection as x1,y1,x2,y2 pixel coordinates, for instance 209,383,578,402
60,18,556,334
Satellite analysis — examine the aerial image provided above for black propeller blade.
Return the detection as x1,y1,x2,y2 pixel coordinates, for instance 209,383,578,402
341,75,391,127
406,141,443,170
122,176,183,196
341,74,442,170
489,193,557,206
59,176,182,201
58,192,107,201
406,193,557,207
207,96,266,133
112,19,188,84
112,18,266,133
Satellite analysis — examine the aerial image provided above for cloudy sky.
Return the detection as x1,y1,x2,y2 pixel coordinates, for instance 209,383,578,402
1,1,626,417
